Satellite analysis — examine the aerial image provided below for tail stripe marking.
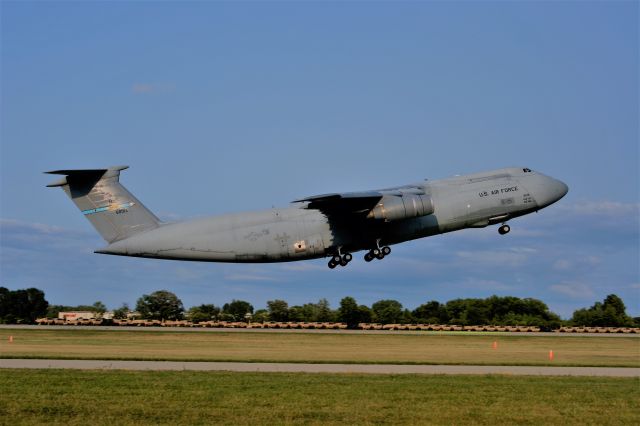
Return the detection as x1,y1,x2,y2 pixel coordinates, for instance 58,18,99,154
82,202,135,215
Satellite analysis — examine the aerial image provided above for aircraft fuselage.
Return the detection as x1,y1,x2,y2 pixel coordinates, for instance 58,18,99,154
95,167,568,266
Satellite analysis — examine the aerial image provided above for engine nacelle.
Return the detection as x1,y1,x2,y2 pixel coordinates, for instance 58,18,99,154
366,194,434,222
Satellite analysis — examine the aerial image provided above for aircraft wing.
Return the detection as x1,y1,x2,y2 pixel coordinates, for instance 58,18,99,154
294,191,383,215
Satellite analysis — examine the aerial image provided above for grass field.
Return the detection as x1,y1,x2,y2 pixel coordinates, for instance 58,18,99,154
0,369,638,425
1,329,638,366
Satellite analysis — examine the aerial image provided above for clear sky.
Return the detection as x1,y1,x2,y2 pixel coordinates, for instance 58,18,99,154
1,1,638,318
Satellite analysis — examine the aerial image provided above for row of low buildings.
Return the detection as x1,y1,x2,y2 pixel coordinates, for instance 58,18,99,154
55,310,140,321
57,311,110,321
35,315,640,333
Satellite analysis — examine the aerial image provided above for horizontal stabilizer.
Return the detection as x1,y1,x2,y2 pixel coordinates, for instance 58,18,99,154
45,166,129,187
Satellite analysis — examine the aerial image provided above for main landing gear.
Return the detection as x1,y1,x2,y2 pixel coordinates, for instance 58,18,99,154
327,241,391,268
328,249,353,269
498,223,511,235
327,240,391,269
364,240,391,262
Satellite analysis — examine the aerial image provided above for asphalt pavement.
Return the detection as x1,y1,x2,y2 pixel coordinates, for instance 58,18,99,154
1,359,639,377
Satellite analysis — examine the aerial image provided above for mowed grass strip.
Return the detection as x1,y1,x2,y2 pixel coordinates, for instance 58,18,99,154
0,369,638,425
1,329,639,366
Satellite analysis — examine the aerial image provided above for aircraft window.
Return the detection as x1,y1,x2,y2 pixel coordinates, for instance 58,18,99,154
523,168,532,173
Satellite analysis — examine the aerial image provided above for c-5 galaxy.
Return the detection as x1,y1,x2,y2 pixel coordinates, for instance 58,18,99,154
46,166,568,269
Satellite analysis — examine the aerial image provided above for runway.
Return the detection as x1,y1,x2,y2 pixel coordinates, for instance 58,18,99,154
1,359,639,376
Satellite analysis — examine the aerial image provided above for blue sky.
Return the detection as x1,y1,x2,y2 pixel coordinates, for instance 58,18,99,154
1,1,638,318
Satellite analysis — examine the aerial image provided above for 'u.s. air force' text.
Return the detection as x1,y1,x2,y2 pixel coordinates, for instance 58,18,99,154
478,186,518,197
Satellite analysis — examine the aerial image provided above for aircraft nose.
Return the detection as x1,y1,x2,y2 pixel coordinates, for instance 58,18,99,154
535,176,568,208
555,179,569,200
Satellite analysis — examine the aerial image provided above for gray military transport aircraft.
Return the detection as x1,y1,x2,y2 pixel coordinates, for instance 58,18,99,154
46,166,567,269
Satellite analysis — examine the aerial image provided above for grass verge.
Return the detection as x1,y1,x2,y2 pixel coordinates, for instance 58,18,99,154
1,329,639,366
0,369,638,425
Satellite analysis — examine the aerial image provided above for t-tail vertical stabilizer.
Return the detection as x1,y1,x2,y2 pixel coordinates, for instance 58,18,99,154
46,166,160,243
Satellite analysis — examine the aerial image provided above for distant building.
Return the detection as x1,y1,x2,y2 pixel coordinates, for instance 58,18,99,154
127,311,141,319
58,311,96,320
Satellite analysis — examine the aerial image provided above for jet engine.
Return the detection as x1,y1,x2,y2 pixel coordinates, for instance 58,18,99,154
366,194,434,222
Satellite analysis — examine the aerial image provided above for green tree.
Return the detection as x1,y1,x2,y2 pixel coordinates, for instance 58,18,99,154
357,305,373,323
441,296,562,328
222,300,254,321
372,299,403,324
571,294,633,327
0,287,48,324
252,309,269,323
287,306,306,322
218,312,236,321
401,309,414,324
484,296,561,329
444,298,467,324
603,294,627,318
112,303,130,319
315,298,335,322
92,301,107,314
187,304,220,323
413,301,449,324
267,299,289,322
299,303,319,322
0,287,10,321
338,296,361,328
135,290,184,320
465,299,489,325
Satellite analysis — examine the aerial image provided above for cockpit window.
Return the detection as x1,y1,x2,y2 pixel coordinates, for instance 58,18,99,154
523,168,532,173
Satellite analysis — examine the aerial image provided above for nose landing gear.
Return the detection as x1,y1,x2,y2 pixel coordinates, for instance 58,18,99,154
498,224,511,235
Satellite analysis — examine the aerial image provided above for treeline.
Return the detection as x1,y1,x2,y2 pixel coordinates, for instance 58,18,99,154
255,296,565,330
570,294,637,328
182,294,638,330
1,285,638,329
0,287,48,324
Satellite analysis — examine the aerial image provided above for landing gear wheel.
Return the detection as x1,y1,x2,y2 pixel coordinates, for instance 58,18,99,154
498,224,511,235
365,240,390,263
330,250,352,268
